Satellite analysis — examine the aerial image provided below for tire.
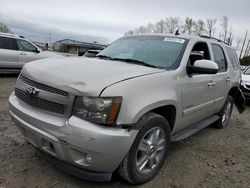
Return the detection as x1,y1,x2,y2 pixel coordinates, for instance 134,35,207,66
118,112,171,184
213,96,234,129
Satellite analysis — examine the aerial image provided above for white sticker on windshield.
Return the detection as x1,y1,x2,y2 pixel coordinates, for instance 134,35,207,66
163,37,185,43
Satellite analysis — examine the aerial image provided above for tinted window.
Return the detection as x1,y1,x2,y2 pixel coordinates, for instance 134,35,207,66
17,39,37,52
225,47,240,69
212,44,227,72
98,36,187,69
0,36,13,50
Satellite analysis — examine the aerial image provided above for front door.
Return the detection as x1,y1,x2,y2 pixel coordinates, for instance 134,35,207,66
178,41,217,132
16,39,40,68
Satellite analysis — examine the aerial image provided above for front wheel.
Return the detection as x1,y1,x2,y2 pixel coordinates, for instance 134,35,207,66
118,112,171,184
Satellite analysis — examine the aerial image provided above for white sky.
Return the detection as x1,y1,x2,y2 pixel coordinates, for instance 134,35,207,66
0,0,250,45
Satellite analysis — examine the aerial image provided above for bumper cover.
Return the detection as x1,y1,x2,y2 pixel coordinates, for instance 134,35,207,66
9,93,138,176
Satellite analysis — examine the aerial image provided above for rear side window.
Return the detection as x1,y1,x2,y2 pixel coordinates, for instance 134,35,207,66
0,36,13,50
211,44,227,72
225,47,240,69
17,39,37,52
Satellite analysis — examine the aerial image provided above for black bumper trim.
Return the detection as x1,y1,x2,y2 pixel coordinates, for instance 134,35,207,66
41,152,112,182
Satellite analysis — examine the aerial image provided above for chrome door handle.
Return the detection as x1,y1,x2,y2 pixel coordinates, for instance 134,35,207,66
226,78,231,82
208,81,216,87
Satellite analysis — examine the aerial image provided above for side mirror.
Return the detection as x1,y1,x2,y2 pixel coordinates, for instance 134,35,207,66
187,60,218,75
35,48,41,53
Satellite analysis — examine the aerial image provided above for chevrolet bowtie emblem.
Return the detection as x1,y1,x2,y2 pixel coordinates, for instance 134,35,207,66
26,86,39,96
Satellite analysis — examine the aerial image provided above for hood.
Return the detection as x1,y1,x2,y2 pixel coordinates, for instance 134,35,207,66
39,51,63,58
242,74,250,82
22,57,164,96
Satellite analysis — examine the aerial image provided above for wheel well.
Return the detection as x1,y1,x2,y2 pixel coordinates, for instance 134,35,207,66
151,105,176,131
228,86,238,98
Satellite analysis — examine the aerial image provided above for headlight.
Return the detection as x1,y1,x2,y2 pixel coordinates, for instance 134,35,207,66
73,96,122,125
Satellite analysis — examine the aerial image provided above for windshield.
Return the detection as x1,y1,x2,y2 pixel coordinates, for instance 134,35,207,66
98,36,187,69
244,66,250,75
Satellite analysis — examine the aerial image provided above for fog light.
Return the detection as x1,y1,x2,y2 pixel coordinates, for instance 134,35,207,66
86,154,92,164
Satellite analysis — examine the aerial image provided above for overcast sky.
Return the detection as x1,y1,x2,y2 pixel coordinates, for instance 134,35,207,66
0,0,249,45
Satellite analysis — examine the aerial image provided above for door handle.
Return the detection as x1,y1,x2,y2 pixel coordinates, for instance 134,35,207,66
208,81,216,87
20,53,27,55
226,77,231,83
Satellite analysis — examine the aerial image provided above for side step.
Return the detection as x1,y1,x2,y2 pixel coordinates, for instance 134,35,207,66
171,115,219,142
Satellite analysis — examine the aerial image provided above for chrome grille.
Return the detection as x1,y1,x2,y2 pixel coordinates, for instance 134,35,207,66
19,74,69,97
15,87,66,114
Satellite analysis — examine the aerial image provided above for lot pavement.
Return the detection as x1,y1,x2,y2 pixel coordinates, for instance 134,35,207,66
0,75,250,188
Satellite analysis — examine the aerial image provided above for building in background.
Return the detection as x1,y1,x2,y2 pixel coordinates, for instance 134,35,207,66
53,39,107,55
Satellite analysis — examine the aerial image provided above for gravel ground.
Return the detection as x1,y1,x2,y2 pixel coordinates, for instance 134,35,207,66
0,75,250,188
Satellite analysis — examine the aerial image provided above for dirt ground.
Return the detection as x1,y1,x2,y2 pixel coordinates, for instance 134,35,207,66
0,75,250,188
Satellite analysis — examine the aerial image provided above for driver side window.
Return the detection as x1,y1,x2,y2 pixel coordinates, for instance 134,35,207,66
17,39,37,52
189,42,211,65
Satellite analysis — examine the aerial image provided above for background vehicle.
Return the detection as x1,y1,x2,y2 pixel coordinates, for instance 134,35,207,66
0,32,61,73
9,34,245,184
241,65,250,99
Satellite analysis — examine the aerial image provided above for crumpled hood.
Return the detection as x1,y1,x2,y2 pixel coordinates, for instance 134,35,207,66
242,74,250,82
22,57,164,95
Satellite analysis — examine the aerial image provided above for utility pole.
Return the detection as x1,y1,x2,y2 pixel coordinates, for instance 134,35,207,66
244,40,250,57
240,31,248,60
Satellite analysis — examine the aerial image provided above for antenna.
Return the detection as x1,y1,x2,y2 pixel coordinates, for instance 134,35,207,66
175,29,180,36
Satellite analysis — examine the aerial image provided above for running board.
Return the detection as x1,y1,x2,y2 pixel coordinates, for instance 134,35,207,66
171,115,219,142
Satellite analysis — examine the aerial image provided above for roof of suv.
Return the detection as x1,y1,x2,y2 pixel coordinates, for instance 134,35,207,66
125,33,232,49
0,32,25,39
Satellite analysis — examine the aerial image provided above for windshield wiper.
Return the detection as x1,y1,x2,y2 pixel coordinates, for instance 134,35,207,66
112,58,158,68
96,55,114,60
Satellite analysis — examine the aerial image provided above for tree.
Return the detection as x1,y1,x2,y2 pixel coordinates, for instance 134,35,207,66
206,19,217,37
155,19,165,33
194,20,206,35
165,17,179,33
0,22,12,33
220,16,229,42
184,17,194,35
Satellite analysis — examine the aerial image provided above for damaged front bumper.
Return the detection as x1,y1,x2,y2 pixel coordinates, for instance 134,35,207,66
9,93,137,181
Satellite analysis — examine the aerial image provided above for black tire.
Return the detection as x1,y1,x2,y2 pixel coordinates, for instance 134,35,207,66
213,96,234,129
118,112,171,184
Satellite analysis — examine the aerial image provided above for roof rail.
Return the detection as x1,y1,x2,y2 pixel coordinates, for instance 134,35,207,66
0,32,25,39
199,35,229,45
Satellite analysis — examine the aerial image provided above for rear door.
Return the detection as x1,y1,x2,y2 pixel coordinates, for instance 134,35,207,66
0,36,18,68
16,39,40,67
210,43,229,112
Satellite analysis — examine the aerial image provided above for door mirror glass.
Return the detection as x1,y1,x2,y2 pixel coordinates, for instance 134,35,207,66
187,60,219,75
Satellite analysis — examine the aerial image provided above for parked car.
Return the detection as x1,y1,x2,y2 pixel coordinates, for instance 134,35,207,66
241,65,250,99
0,32,61,73
9,34,245,184
241,65,247,72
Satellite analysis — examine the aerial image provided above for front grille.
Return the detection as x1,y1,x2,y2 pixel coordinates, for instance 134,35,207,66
19,74,69,97
15,87,66,115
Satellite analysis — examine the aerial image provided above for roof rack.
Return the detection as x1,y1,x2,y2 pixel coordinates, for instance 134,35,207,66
199,35,229,45
0,32,25,39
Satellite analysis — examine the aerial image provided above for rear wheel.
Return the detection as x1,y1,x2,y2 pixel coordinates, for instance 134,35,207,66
118,112,171,184
213,96,233,129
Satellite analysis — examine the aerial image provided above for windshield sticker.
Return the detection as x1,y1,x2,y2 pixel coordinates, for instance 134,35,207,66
163,37,185,43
